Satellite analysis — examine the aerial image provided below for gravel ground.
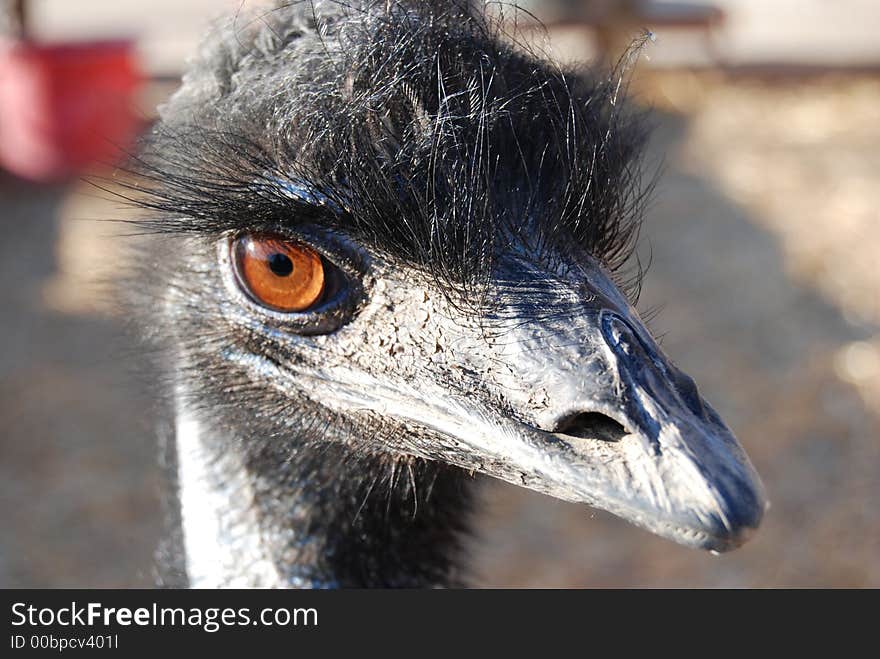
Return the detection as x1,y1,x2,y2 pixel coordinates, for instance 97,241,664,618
1,73,878,587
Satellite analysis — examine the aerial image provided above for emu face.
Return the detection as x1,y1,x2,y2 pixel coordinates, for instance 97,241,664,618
135,0,764,566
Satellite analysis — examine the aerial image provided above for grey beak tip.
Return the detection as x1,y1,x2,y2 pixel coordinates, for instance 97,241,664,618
702,478,767,553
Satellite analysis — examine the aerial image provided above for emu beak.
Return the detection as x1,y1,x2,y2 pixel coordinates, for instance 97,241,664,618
446,261,768,552
490,305,768,552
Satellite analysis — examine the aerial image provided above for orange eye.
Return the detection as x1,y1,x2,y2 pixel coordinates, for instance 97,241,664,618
233,235,326,312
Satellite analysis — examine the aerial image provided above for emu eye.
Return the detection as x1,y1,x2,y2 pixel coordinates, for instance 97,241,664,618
232,234,327,312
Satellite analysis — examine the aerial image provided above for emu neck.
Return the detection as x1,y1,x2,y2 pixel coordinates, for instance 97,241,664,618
173,404,471,588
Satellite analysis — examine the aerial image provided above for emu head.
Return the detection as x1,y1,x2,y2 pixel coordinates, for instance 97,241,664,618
133,0,765,554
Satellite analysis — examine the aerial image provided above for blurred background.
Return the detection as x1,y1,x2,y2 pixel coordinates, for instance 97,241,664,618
1,0,878,587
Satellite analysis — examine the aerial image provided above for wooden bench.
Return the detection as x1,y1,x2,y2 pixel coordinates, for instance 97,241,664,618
499,0,726,64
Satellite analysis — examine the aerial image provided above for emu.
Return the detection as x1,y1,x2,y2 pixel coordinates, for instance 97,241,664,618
126,0,765,587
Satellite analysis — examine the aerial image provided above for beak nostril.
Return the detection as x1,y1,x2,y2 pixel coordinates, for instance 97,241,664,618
553,412,629,443
671,371,704,417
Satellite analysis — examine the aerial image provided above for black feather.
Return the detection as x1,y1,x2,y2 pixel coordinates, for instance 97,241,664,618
123,0,652,301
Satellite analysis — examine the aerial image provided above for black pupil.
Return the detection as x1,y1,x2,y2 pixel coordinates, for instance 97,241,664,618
268,253,294,277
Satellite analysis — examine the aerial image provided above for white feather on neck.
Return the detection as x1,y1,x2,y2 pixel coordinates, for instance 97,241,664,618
175,395,283,588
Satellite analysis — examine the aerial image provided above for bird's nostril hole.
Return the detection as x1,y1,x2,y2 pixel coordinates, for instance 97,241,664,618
553,412,629,443
673,371,704,417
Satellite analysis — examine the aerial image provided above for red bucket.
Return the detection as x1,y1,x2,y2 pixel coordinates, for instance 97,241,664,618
0,40,142,181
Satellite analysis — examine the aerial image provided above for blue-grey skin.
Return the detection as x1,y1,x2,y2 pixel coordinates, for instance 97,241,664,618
213,219,766,552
